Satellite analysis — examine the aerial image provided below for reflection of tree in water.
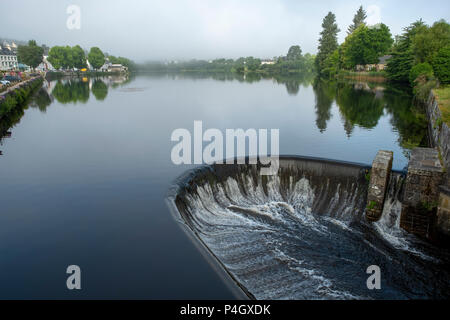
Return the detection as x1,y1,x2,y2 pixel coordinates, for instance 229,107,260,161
30,88,52,113
274,74,314,96
52,80,90,104
92,80,108,101
383,87,428,154
336,82,385,129
313,79,336,133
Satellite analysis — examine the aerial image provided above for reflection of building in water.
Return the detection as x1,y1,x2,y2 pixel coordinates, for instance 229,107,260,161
104,74,129,86
353,82,385,99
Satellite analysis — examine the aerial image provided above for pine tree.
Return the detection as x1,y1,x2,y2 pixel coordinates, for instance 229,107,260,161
347,6,367,34
316,12,340,75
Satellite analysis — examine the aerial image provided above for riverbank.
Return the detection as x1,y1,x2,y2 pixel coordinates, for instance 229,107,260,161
337,71,387,83
0,76,43,118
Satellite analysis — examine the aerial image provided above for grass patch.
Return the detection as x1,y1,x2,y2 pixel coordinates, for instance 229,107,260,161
433,86,450,126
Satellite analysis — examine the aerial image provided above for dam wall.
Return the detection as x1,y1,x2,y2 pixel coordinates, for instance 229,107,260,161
168,156,449,299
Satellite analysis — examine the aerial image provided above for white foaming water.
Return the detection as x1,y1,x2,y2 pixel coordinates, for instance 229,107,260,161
373,176,437,262
174,163,450,300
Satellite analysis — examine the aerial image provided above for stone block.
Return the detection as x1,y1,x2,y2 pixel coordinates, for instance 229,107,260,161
366,150,393,222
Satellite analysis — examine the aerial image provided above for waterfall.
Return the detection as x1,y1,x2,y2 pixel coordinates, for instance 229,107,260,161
167,156,450,300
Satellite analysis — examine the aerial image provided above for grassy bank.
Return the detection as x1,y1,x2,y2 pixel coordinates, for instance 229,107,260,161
433,86,450,126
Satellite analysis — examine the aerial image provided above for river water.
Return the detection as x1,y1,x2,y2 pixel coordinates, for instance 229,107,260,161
1,73,447,299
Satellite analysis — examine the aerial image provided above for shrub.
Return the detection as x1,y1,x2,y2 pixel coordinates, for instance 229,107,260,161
433,45,450,84
409,62,434,86
414,74,438,102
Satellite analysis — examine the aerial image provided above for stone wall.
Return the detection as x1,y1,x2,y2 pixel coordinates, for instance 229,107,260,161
437,186,450,239
426,91,450,185
400,148,444,239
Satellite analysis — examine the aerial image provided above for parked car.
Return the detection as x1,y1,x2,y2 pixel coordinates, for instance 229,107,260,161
0,80,10,85
2,75,20,82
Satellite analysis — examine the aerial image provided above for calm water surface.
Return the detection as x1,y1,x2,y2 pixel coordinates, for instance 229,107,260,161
0,73,429,298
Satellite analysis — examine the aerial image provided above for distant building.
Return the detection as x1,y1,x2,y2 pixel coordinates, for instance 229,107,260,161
355,55,392,72
0,44,18,70
261,59,275,65
377,55,392,71
107,64,128,73
36,56,56,72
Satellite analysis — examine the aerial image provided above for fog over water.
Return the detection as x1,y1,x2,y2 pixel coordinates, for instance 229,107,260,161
1,0,449,61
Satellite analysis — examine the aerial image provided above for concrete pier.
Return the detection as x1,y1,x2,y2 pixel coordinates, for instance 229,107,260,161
366,150,393,222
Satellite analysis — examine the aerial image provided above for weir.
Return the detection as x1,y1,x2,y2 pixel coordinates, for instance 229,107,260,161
168,156,450,299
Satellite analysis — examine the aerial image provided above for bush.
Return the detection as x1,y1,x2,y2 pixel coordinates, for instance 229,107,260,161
409,62,434,86
413,74,438,102
433,45,450,84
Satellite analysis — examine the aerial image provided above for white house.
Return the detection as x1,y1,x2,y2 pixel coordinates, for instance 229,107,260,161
36,55,56,72
261,60,275,65
0,45,18,71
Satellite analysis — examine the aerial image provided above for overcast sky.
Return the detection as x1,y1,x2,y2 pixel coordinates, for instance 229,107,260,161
1,0,449,62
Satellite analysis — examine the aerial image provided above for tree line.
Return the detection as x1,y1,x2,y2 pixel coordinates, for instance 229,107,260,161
139,46,315,75
315,5,450,87
17,41,135,71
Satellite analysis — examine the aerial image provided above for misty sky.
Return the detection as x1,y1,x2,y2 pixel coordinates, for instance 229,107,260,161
1,0,449,62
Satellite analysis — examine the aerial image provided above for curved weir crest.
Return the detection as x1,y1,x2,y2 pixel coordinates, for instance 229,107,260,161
167,156,450,300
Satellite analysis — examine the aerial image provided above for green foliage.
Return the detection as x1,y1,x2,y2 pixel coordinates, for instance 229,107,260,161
387,19,450,86
434,117,443,129
348,6,367,35
432,45,450,84
367,201,377,210
0,78,43,116
316,12,340,75
321,49,340,78
386,20,427,83
48,46,73,70
71,45,86,69
409,62,434,86
413,75,438,102
286,46,302,61
341,24,393,68
88,47,105,70
413,20,450,64
17,40,44,69
365,171,371,183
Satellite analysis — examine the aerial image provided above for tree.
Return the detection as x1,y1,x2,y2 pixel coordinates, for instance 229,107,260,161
47,46,65,70
409,62,434,85
348,6,367,35
71,45,86,69
286,45,302,61
413,20,450,64
17,40,44,70
316,12,340,75
47,46,73,70
322,49,340,78
88,47,105,70
342,23,393,68
433,45,450,84
387,20,427,83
